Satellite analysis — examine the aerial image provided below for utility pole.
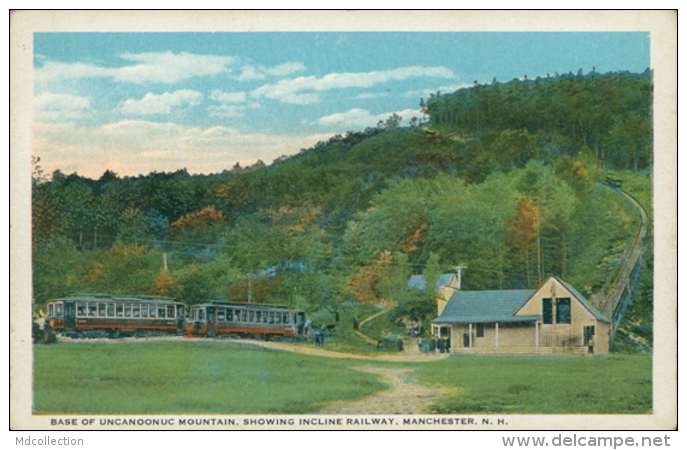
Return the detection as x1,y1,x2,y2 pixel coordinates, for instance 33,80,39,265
537,228,542,287
246,274,252,304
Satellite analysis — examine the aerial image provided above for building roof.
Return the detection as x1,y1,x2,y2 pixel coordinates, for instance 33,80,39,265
407,274,455,291
432,289,536,324
433,277,610,325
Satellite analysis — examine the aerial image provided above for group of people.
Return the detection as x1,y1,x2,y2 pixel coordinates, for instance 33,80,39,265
32,320,57,344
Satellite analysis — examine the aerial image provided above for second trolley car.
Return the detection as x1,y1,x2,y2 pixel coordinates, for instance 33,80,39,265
183,301,308,339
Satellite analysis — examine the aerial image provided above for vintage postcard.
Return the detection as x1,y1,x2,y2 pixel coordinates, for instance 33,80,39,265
10,11,676,434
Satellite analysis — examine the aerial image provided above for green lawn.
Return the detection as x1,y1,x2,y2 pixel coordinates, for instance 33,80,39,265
414,354,652,414
33,341,386,414
34,342,652,415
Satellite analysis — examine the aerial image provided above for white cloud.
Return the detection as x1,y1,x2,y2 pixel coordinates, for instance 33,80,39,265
314,108,425,128
236,61,306,81
32,120,334,178
202,126,240,137
355,92,387,100
266,62,306,77
36,52,236,84
118,90,203,116
207,104,244,118
210,90,247,103
34,92,91,121
237,65,265,81
251,66,454,104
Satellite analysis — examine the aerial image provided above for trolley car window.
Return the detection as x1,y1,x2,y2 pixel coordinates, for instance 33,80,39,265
284,312,289,324
133,305,140,317
242,310,248,322
189,309,195,320
256,311,261,322
124,305,132,317
56,304,62,316
269,312,274,324
107,303,114,317
149,306,156,317
141,305,148,318
249,310,255,323
217,309,225,321
116,304,123,317
227,309,233,322
167,306,175,318
158,306,166,318
198,309,205,321
48,304,54,316
77,303,86,316
98,303,106,316
235,310,240,322
264,312,268,323
88,303,97,316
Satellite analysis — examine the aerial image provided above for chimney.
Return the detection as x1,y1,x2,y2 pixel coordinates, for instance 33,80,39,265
452,264,467,290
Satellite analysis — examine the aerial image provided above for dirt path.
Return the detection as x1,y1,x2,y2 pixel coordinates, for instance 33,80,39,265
319,366,444,414
58,335,451,363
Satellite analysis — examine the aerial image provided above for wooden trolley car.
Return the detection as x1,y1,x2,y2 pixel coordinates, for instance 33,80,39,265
46,295,185,337
183,301,308,339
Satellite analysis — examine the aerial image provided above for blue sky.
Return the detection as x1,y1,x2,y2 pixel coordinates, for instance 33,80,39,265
33,32,650,178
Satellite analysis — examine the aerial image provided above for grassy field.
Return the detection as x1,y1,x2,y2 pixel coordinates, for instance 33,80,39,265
414,354,652,414
33,341,386,414
35,342,652,415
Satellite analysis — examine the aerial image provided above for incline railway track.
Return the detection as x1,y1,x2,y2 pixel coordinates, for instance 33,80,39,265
597,181,650,332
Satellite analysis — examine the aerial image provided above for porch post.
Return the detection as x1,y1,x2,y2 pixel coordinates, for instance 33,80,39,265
468,323,473,348
495,322,498,349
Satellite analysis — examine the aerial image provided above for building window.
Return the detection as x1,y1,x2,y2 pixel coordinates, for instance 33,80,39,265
476,323,484,338
556,298,571,324
542,298,553,324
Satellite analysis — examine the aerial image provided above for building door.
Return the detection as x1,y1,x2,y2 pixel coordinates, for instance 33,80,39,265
206,306,216,337
64,301,75,331
438,326,451,350
583,325,595,346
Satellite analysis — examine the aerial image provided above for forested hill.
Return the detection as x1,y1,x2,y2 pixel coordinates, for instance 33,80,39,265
32,69,653,348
